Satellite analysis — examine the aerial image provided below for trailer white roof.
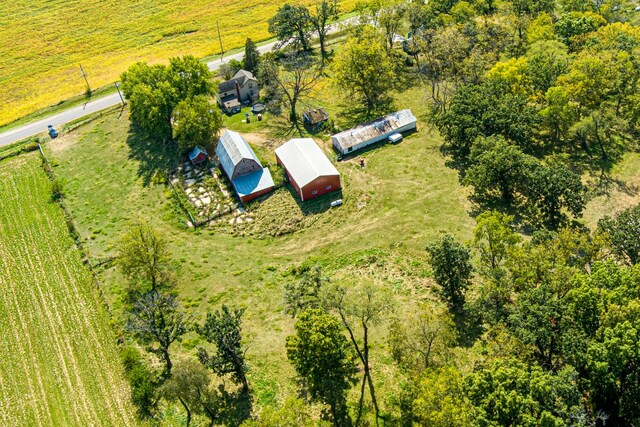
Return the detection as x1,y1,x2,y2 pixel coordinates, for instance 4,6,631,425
275,138,340,187
331,109,417,152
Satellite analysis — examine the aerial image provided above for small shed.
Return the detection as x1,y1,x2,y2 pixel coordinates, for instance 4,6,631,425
188,146,208,165
216,130,274,203
331,109,417,155
275,138,341,202
303,108,330,128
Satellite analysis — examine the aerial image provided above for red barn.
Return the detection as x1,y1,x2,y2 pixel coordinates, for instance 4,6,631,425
275,138,341,201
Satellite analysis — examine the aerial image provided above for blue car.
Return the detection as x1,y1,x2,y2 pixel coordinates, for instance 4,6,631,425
48,125,58,139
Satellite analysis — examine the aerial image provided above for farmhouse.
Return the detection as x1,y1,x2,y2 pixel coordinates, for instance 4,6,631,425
216,70,260,114
275,138,341,202
331,109,417,155
216,130,274,203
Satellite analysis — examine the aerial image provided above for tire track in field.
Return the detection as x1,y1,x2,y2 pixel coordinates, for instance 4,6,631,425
11,171,99,424
35,170,134,425
0,192,51,425
0,171,54,426
0,154,136,426
38,210,133,425
1,172,83,425
0,268,43,427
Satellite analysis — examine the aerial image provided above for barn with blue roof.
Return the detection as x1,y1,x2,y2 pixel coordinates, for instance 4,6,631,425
216,130,275,203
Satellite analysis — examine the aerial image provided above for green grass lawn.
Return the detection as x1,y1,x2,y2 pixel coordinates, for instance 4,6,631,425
37,60,640,421
0,153,136,426
43,80,476,419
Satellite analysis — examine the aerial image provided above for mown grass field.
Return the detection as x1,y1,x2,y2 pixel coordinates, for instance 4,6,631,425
0,153,136,426
40,64,640,419
44,83,475,414
0,0,356,128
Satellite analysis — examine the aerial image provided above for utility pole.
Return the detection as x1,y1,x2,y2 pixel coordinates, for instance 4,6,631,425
115,82,125,105
79,64,91,95
217,21,224,61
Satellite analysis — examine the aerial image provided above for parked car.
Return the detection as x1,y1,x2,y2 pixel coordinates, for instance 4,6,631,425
48,125,58,139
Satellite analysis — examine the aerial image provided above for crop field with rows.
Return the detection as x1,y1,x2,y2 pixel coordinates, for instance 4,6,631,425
0,0,356,127
0,153,136,426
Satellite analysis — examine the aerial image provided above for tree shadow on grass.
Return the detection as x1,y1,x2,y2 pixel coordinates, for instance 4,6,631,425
218,387,252,426
334,97,396,131
126,123,180,186
451,304,484,348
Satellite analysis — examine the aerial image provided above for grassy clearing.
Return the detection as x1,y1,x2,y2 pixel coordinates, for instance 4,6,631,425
36,60,640,420
43,78,475,418
0,153,136,426
0,0,357,127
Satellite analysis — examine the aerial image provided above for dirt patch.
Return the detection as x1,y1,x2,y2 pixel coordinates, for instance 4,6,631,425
45,133,77,155
242,132,273,148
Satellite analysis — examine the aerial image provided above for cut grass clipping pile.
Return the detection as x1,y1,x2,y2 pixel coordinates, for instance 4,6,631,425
0,0,356,127
0,153,136,426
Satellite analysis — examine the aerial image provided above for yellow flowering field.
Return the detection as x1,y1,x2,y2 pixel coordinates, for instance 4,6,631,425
0,0,355,127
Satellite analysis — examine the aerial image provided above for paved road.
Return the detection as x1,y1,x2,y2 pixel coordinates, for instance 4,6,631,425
0,18,353,148
0,40,280,147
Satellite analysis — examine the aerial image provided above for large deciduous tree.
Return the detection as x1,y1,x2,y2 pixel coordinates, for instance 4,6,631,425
196,306,250,392
598,204,640,265
171,95,222,153
465,358,584,426
121,63,176,141
115,220,173,292
332,25,396,115
286,308,356,426
268,4,313,51
322,282,394,425
260,53,322,126
464,135,537,205
126,291,191,377
410,367,473,427
472,211,521,274
310,0,340,59
160,359,221,427
426,235,473,308
121,55,213,142
526,165,586,229
388,305,457,372
435,82,540,160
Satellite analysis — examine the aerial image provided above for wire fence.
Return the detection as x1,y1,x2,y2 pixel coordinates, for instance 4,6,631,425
37,144,114,318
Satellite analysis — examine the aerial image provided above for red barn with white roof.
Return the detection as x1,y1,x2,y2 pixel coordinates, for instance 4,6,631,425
275,138,341,202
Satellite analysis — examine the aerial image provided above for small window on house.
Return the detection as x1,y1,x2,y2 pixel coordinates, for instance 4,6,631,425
348,147,353,152
249,90,254,96
326,185,332,190
312,190,318,195
249,83,253,88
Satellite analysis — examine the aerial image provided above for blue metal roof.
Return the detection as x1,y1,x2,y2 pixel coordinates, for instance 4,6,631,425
188,146,206,161
216,130,262,178
232,168,275,198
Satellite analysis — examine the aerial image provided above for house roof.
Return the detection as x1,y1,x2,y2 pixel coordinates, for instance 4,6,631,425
232,168,274,198
303,108,330,125
331,109,417,152
220,94,241,110
275,138,340,188
216,130,262,178
218,69,257,93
